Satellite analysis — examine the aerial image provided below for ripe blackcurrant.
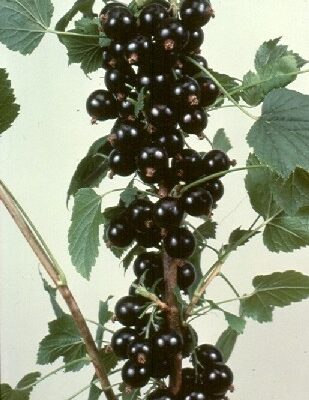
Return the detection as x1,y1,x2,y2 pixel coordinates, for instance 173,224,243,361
153,197,184,228
110,120,144,152
204,179,224,202
111,327,138,358
135,226,162,248
107,217,134,247
195,344,223,367
171,76,201,109
177,261,196,290
114,295,147,327
164,227,196,259
154,127,184,157
179,107,207,136
147,389,175,400
183,28,204,53
127,199,154,232
183,389,211,400
86,89,117,121
197,77,220,107
117,92,137,120
138,3,169,36
156,18,189,52
133,252,163,283
182,326,198,357
202,363,233,395
180,0,214,28
126,35,152,65
137,145,169,171
182,187,213,216
172,149,203,183
122,360,150,388
104,67,135,98
108,149,136,176
152,329,183,356
203,150,231,175
146,103,177,128
127,339,152,364
102,6,136,41
182,54,208,76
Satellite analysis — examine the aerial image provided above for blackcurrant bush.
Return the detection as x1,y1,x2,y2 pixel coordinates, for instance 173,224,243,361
204,179,224,202
180,0,214,28
107,217,134,247
135,226,162,248
154,127,184,157
183,28,204,53
147,389,175,400
127,339,152,364
195,344,223,367
108,149,136,176
138,3,169,36
203,150,231,175
127,199,154,232
110,120,144,152
86,89,118,121
156,18,189,52
202,363,233,396
177,261,196,290
171,76,201,110
179,107,207,136
153,197,184,228
102,7,136,41
114,295,147,327
111,327,138,358
152,329,183,356
172,149,203,183
133,252,163,283
164,227,195,259
197,77,220,107
122,360,150,388
182,187,213,216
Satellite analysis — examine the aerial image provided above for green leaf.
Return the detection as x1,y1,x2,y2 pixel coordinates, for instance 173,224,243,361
0,0,53,54
241,70,264,106
96,297,113,348
263,207,309,252
216,328,238,363
88,383,102,400
219,226,259,257
247,89,309,177
187,246,203,299
98,350,119,374
101,205,125,224
120,182,140,207
271,169,309,215
212,129,232,153
68,188,102,279
224,312,246,334
195,220,217,240
37,315,88,371
241,270,309,323
1,372,41,400
67,136,110,205
121,245,144,272
55,0,96,33
0,69,20,135
39,271,65,318
61,18,104,74
201,69,240,103
135,87,146,117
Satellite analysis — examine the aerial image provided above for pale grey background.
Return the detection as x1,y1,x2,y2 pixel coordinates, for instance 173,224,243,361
1,1,309,399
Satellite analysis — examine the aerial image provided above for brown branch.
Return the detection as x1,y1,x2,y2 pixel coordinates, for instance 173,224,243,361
0,181,117,400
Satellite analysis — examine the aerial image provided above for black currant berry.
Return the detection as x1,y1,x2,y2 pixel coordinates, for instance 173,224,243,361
147,389,175,400
126,35,152,65
110,120,144,152
197,77,220,107
150,357,171,378
156,18,189,52
127,339,152,365
196,344,223,367
133,252,163,283
177,261,196,290
100,2,127,17
204,179,224,202
137,145,169,172
146,103,177,128
154,127,184,157
111,327,138,358
182,367,198,388
138,3,169,35
182,54,208,76
203,150,231,175
86,89,117,121
183,28,204,53
171,76,201,109
180,0,214,28
128,199,154,232
104,67,135,98
182,187,213,216
102,7,136,41
114,295,147,327
153,197,184,228
172,149,203,183
152,329,183,356
183,389,211,400
122,360,150,388
135,226,162,248
102,45,126,70
182,326,198,357
179,107,207,136
107,217,134,247
164,227,195,259
117,92,137,120
108,149,136,176
202,363,233,396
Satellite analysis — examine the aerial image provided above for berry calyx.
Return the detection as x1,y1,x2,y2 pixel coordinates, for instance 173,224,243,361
156,18,189,52
127,339,152,364
172,149,203,183
171,76,201,109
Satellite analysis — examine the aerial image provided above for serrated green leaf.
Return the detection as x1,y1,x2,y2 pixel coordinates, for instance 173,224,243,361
15,372,41,392
216,328,238,363
247,89,309,177
135,87,146,117
98,350,119,373
188,246,203,299
212,129,232,153
271,169,309,215
121,245,144,272
263,208,309,252
67,136,110,205
241,270,309,323
101,205,125,224
0,69,20,134
0,0,53,55
195,220,217,240
37,315,88,371
96,297,113,348
55,0,96,33
39,271,65,318
120,182,139,207
69,188,102,279
219,226,259,257
224,312,246,334
241,70,265,106
205,69,240,103
61,17,102,74
88,383,102,400
1,372,41,400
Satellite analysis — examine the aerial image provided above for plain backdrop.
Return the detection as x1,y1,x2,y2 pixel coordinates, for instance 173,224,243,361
1,1,309,399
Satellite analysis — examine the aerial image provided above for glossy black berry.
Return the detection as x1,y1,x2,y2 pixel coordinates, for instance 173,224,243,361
172,77,201,110
137,145,168,170
183,28,204,53
182,327,198,358
152,329,183,356
204,179,224,202
133,252,163,283
172,149,203,183
147,389,175,400
127,339,152,364
177,261,196,290
128,199,154,232
156,18,189,52
182,54,208,76
122,360,150,388
164,227,196,259
104,67,135,98
195,344,223,367
203,150,231,175
102,45,126,70
202,363,233,395
86,89,118,121
153,197,184,228
184,389,211,400
110,120,144,152
117,92,137,120
179,107,207,136
102,7,136,41
114,295,147,327
126,35,152,65
150,357,171,378
107,217,134,247
111,327,138,358
100,2,127,17
197,77,220,107
180,0,214,28
138,3,169,35
135,226,162,248
154,127,184,157
182,187,213,216
146,103,177,128
108,149,136,176
182,367,198,388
